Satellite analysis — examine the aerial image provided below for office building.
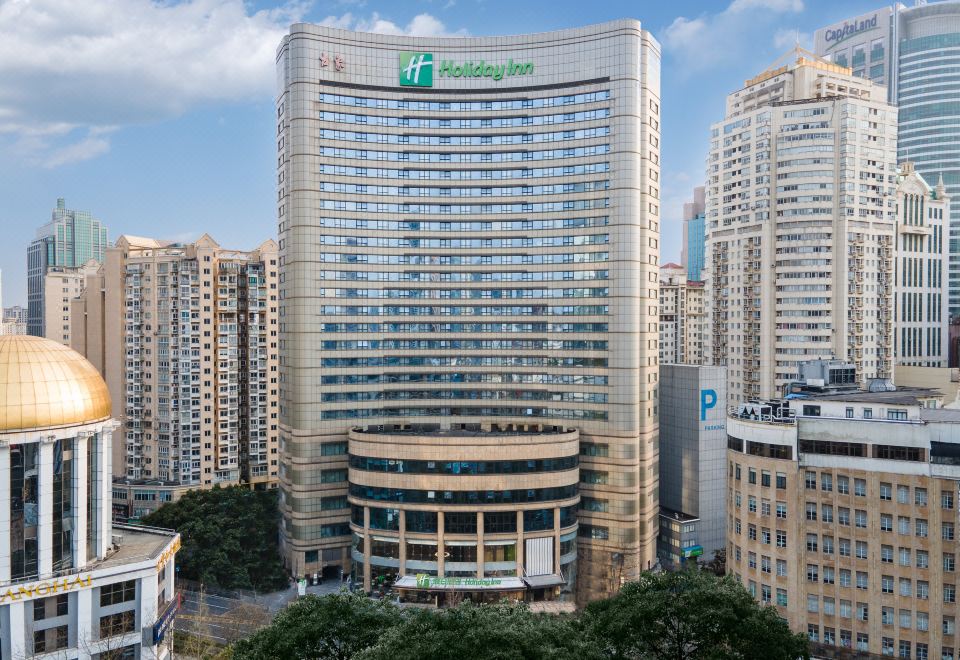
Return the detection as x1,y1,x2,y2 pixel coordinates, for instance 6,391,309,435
726,371,960,660
704,50,896,402
72,234,279,519
817,2,960,317
276,21,662,602
894,161,949,367
682,186,706,281
659,263,705,365
27,198,109,337
42,261,99,347
0,335,180,659
657,365,727,569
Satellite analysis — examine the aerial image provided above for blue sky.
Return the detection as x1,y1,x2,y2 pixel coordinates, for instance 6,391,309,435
0,0,887,306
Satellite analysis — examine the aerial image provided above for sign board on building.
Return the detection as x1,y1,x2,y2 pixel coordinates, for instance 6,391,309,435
399,52,535,87
151,592,181,645
0,574,93,604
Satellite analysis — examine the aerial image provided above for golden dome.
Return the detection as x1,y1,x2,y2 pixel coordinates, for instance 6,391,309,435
0,335,111,433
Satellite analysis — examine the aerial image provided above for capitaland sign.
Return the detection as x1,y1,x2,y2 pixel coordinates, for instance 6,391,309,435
415,574,503,588
0,574,93,604
824,14,879,47
399,52,534,87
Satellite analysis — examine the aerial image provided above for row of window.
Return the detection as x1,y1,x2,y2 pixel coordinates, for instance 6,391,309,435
316,163,610,182
320,355,607,368
318,143,611,163
320,322,609,333
315,305,609,318
325,287,610,300
349,484,577,505
314,197,610,214
322,407,607,422
317,180,610,197
318,107,610,128
349,455,578,475
321,372,607,386
317,90,612,111
322,389,608,404
318,270,610,283
318,250,610,264
319,126,610,145
317,234,609,248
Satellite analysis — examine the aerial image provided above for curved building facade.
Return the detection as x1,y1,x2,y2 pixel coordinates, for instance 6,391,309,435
894,2,960,315
348,425,579,601
275,21,662,601
0,336,179,659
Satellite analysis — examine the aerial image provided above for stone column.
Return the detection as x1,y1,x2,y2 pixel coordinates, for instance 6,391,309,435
0,441,10,583
436,511,445,576
515,510,525,577
73,433,89,570
553,507,561,575
362,506,371,591
75,585,93,660
476,511,484,578
38,435,56,578
398,510,407,577
96,429,113,558
8,601,25,660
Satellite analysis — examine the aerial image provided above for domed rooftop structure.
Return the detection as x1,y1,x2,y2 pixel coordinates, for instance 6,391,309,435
0,335,111,432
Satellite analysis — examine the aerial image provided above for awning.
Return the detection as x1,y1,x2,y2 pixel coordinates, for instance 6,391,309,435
523,574,566,588
394,575,526,591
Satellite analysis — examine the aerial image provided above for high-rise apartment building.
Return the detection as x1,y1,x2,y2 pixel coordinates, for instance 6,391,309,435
817,2,960,317
726,376,960,660
42,260,99,346
72,235,279,519
894,161,950,367
276,21,662,602
27,198,109,337
704,51,897,402
659,263,705,365
682,186,706,281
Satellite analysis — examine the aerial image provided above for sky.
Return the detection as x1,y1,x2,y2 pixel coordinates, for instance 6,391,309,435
0,0,890,306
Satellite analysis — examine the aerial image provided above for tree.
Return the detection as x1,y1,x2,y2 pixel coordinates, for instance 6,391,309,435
358,601,600,660
703,548,726,576
230,592,401,660
143,486,288,592
581,569,809,660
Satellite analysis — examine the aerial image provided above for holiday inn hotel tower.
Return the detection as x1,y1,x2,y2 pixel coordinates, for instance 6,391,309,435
275,21,661,603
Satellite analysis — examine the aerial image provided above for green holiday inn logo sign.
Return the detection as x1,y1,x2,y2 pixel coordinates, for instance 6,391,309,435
399,52,534,87
414,574,504,588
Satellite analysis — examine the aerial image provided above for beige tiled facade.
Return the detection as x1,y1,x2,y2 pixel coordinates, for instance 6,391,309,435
727,393,960,659
275,21,662,602
72,235,279,517
705,54,896,402
42,261,99,347
659,263,704,365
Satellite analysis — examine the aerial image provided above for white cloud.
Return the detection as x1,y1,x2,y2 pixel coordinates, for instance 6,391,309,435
43,131,112,168
660,0,804,73
317,11,468,36
773,27,812,50
729,0,804,13
0,1,464,167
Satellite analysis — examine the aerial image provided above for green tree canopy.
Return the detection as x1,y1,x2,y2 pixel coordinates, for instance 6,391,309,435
143,486,288,592
231,592,401,660
358,601,599,660
581,570,809,660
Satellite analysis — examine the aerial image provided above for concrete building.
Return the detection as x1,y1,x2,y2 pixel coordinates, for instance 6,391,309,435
42,261,100,347
817,2,960,317
275,21,662,603
658,365,727,568
726,372,960,659
0,335,180,659
27,198,108,338
71,234,279,520
659,263,705,365
704,49,896,403
895,161,950,367
682,186,706,281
